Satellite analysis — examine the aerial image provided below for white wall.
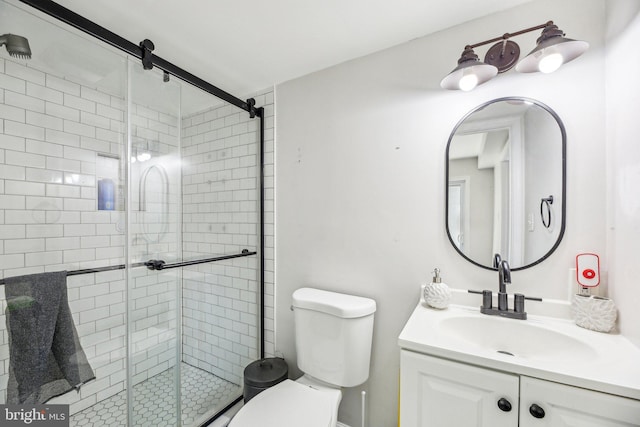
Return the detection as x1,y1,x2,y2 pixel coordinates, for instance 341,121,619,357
606,0,640,347
275,0,610,425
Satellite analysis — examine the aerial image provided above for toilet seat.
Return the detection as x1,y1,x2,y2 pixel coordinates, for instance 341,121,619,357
229,379,341,427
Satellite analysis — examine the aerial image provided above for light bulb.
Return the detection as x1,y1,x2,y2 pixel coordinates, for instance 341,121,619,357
538,52,563,73
458,73,479,91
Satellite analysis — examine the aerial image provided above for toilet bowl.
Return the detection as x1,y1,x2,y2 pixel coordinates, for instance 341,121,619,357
228,287,376,427
228,376,341,427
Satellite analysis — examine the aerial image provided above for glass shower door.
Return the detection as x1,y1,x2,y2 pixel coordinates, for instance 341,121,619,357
1,1,262,425
179,84,262,424
127,60,182,426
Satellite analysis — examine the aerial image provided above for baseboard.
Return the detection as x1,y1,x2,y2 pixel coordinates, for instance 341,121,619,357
337,422,351,427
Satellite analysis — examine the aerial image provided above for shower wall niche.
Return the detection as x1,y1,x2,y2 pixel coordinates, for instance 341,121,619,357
0,1,273,425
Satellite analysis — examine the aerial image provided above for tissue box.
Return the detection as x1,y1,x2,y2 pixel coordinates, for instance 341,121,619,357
572,294,617,333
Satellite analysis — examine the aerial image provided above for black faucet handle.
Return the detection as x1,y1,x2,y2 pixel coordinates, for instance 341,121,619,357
482,290,493,309
515,293,543,315
467,289,494,309
514,293,525,313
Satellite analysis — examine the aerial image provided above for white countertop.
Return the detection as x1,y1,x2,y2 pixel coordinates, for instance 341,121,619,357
398,303,640,400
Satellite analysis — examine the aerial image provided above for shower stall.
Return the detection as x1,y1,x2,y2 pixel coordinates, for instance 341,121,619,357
0,0,269,425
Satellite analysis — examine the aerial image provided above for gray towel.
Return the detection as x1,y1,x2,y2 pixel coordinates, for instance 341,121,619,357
4,271,95,404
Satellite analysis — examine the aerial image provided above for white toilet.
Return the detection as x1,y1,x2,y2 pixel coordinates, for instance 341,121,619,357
229,287,376,427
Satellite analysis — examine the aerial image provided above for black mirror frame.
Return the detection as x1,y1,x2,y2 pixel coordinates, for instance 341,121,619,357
444,97,567,271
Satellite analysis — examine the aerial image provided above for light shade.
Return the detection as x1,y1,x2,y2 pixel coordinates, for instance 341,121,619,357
440,47,498,91
515,24,589,73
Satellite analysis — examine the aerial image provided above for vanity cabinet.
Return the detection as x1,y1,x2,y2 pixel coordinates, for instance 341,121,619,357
400,350,640,427
400,350,518,426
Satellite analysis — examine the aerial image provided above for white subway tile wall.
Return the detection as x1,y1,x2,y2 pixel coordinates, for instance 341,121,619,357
0,55,275,418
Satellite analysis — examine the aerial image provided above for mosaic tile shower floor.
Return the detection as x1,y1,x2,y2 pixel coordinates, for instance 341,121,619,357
71,363,240,427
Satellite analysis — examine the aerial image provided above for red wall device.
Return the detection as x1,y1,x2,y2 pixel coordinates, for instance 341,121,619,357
576,253,600,288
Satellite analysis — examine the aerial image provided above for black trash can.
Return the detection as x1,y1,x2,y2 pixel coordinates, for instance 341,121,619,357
243,357,288,403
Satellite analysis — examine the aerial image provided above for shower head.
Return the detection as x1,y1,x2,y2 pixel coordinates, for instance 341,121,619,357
0,34,32,59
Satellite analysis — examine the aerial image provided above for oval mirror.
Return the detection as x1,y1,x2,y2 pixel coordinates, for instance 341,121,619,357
445,97,566,270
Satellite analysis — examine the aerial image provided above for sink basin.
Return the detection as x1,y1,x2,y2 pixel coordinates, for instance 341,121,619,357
398,303,640,400
438,314,598,363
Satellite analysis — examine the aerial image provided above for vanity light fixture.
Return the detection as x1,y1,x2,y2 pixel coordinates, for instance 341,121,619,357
440,21,589,91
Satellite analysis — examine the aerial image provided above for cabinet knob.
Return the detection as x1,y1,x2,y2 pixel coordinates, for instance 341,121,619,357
497,398,512,412
529,403,546,418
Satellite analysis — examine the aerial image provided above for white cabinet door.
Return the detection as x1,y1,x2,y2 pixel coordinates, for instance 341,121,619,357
520,376,640,426
400,350,519,427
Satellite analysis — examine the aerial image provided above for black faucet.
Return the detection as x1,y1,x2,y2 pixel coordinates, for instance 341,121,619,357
498,260,511,311
467,254,542,320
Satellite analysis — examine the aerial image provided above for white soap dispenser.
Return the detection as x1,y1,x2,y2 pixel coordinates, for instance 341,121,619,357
423,268,451,309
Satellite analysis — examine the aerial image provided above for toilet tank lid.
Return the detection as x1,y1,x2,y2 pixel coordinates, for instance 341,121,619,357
292,287,376,318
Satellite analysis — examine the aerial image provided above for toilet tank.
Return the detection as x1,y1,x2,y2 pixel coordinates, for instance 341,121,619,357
292,287,376,388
